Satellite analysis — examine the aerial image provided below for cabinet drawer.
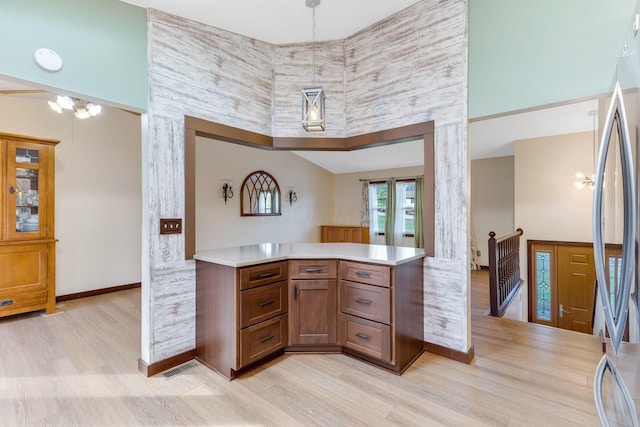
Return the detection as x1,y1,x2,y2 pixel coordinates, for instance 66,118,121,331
239,261,288,290
0,290,47,314
340,314,391,362
240,281,288,328
289,259,337,279
340,280,390,324
339,261,390,287
240,314,288,368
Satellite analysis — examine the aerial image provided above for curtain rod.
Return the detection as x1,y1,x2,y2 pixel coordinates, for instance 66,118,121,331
359,174,423,183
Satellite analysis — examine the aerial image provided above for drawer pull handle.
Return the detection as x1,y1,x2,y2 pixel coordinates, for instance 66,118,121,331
305,268,323,273
259,300,274,307
355,332,371,341
258,272,276,279
355,298,372,305
355,271,371,278
0,300,13,307
260,335,274,344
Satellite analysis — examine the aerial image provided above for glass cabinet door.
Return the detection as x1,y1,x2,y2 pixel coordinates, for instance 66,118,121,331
7,141,43,239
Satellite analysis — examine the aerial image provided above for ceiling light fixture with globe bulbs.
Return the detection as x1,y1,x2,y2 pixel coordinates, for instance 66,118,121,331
48,95,102,119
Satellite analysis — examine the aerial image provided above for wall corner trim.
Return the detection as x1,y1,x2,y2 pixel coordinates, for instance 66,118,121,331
137,349,197,377
423,341,475,364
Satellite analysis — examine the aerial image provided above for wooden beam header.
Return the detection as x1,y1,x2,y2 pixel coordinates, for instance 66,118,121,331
185,116,434,151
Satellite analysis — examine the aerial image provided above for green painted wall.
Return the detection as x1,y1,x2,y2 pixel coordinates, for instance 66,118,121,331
0,0,147,111
469,0,637,119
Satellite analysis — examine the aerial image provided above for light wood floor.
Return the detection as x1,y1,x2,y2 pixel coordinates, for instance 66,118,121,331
0,270,606,426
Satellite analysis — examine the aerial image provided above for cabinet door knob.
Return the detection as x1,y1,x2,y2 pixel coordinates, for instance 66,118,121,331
9,186,15,194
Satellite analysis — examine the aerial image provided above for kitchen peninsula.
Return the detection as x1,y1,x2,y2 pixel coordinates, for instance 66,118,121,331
194,243,425,380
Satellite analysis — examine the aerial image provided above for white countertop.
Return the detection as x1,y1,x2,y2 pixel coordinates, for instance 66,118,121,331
194,243,426,267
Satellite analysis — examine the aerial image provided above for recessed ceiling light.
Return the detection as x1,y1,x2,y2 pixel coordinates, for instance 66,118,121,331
34,48,63,72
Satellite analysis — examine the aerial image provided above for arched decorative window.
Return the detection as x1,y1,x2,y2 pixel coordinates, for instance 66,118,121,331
240,170,281,216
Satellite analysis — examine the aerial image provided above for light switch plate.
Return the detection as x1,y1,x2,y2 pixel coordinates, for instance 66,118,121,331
160,218,182,235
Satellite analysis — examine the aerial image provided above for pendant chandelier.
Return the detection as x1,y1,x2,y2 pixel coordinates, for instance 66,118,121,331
301,0,325,132
575,109,598,190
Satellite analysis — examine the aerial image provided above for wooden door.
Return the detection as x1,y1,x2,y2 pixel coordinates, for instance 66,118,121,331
289,279,337,345
556,246,596,334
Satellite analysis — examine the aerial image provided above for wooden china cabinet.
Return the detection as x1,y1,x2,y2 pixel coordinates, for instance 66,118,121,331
0,133,59,317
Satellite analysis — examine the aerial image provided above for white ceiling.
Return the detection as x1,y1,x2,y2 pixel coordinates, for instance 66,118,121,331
119,0,423,44
469,99,599,160
293,139,425,174
1,1,600,174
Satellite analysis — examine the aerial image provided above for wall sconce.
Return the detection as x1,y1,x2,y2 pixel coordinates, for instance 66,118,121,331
222,181,234,204
288,188,298,206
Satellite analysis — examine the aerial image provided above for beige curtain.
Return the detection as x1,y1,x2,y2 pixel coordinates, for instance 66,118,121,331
360,181,370,227
414,177,424,248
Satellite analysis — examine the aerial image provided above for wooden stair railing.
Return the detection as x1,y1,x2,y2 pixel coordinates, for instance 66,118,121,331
488,228,523,317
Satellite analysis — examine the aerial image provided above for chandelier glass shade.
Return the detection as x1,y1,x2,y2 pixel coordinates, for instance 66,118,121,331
301,86,325,131
49,95,102,119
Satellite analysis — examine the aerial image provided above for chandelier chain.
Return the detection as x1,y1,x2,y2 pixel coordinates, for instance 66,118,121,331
312,5,316,86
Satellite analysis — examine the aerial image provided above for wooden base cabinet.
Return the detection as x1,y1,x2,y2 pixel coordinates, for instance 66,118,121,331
339,259,424,374
196,260,288,380
0,242,55,316
195,254,424,379
0,134,58,318
288,260,338,347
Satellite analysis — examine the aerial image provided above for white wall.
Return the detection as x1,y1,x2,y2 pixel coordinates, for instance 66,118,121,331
0,95,141,296
195,138,334,249
470,156,515,267
502,286,523,321
515,131,594,243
